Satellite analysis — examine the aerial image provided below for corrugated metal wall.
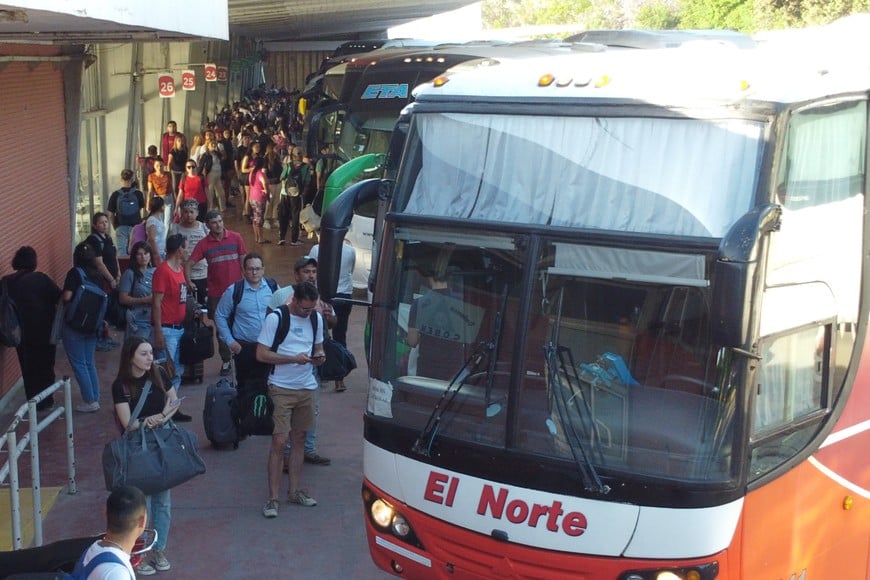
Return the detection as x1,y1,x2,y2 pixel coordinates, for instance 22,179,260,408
265,50,331,92
0,56,72,397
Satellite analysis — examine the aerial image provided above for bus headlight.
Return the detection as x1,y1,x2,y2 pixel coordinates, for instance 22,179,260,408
371,499,394,528
363,484,425,549
391,513,411,538
618,562,717,580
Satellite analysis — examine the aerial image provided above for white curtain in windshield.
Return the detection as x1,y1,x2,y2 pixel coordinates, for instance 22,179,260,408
405,113,763,237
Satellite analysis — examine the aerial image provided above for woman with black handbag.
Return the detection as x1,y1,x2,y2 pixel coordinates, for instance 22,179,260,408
111,336,180,576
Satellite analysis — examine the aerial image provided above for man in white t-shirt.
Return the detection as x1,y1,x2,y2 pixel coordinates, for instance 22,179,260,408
75,485,146,579
256,281,325,518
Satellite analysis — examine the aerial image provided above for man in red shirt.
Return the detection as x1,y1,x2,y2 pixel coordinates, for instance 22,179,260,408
188,210,247,376
160,121,183,165
152,233,192,421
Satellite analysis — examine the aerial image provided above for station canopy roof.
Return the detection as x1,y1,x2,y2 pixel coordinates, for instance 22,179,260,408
0,1,478,43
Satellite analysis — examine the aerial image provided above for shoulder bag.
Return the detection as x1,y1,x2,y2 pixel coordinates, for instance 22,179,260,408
102,381,206,495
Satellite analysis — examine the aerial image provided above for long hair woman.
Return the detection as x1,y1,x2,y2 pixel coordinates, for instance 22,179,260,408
166,134,188,195
118,241,156,342
248,156,270,244
62,242,105,412
111,336,179,575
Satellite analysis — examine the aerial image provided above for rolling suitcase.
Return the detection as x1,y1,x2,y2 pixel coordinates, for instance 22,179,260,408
203,372,239,449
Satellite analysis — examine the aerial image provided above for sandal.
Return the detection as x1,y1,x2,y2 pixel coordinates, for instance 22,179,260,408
335,380,346,392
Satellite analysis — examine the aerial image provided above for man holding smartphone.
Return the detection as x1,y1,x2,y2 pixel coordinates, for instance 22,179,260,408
256,282,325,518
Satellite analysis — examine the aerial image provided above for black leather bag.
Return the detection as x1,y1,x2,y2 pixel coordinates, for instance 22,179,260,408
180,318,214,364
318,338,357,381
102,422,206,495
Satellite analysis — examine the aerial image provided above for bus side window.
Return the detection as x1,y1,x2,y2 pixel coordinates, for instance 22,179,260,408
749,324,831,479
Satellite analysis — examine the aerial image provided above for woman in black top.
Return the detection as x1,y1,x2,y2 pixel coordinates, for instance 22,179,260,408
166,134,189,195
85,212,120,288
2,247,62,410
111,336,179,575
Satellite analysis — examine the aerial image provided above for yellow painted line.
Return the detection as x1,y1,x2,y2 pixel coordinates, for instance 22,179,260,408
0,487,62,550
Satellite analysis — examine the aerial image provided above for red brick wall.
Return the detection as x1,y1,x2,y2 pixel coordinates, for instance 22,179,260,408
0,55,72,397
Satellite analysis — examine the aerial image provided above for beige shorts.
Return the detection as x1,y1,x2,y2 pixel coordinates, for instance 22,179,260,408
268,385,314,434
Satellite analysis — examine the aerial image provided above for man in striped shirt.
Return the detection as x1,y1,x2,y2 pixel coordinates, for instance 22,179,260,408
187,210,247,376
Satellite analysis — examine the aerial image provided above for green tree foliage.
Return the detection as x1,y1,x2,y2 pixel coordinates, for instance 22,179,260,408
755,0,870,29
678,0,755,31
481,0,591,28
636,2,682,28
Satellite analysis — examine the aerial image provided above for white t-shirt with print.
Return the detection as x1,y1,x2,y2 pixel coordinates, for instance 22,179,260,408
79,542,135,580
257,309,322,391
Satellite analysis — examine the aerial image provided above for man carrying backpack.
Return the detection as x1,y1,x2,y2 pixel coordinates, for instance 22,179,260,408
256,282,325,518
72,485,146,579
107,169,145,259
213,252,277,388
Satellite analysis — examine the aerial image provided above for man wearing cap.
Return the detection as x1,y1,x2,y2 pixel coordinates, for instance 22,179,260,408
268,256,336,466
188,210,247,376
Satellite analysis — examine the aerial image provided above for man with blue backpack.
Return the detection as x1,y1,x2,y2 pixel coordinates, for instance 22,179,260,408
70,485,146,579
107,169,145,259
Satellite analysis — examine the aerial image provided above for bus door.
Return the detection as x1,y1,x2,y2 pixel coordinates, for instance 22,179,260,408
742,98,867,578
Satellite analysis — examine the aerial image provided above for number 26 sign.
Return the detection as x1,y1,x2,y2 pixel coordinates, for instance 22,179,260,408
158,75,176,98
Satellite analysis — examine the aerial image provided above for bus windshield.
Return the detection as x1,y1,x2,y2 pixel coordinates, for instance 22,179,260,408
369,228,738,484
335,112,394,162
395,111,765,237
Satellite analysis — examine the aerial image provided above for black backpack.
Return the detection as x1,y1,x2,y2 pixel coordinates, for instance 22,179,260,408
0,278,21,347
64,268,108,334
115,188,142,226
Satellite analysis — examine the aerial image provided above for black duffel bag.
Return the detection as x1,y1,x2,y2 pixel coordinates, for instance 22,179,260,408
318,338,357,381
180,317,214,364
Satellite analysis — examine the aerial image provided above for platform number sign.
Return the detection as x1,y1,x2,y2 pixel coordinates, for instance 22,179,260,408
204,63,217,82
181,70,196,91
216,66,228,82
158,75,176,98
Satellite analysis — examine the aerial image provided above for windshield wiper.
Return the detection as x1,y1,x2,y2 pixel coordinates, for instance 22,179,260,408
483,282,509,417
412,346,486,458
545,342,611,495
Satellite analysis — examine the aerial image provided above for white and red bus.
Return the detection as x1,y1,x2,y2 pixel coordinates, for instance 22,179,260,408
319,30,870,579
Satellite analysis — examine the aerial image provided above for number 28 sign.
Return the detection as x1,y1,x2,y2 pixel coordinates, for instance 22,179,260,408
158,75,175,98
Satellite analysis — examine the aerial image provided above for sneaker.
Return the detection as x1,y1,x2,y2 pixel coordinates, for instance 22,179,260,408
304,452,331,466
277,239,286,246
262,498,279,518
263,221,272,229
288,489,317,507
74,401,100,413
219,362,232,376
289,241,304,246
152,550,171,571
135,560,156,576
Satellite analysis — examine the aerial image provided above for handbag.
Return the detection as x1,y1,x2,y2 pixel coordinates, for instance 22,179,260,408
318,338,357,381
102,381,206,494
300,204,321,234
180,317,215,364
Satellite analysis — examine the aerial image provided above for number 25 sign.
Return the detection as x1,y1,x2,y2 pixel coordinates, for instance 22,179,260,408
181,70,196,91
158,75,176,98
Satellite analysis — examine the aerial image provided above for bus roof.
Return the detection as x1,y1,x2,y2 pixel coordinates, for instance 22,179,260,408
413,37,870,109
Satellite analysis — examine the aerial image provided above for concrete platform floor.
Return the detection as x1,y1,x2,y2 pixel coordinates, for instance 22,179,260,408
1,205,392,579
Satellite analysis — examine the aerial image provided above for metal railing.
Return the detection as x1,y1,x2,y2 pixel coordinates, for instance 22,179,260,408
1,378,77,549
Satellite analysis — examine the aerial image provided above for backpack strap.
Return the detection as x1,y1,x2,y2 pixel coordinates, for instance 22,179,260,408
72,549,130,579
227,280,245,332
268,305,292,376
310,310,319,357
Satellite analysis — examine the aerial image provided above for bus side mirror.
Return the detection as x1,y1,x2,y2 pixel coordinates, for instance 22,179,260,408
710,204,781,346
318,178,382,301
